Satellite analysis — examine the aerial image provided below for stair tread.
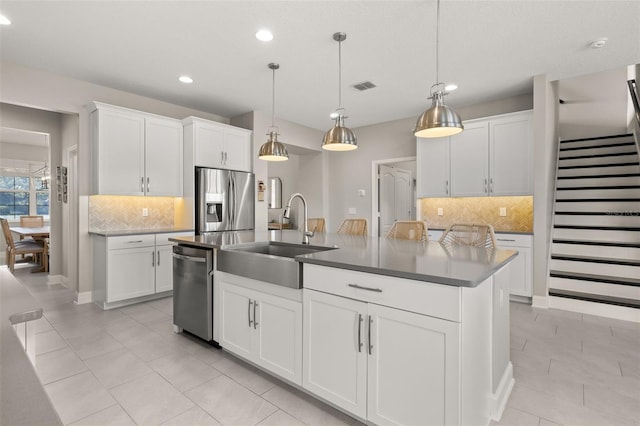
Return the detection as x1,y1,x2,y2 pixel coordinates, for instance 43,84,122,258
558,173,640,179
559,141,637,152
549,270,640,286
558,162,640,170
554,211,638,215
554,224,640,231
555,198,640,202
551,254,640,267
548,289,640,309
556,185,640,190
559,151,639,160
560,133,634,143
553,239,640,248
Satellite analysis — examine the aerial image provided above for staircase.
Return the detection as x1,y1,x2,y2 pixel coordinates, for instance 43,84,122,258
549,133,640,310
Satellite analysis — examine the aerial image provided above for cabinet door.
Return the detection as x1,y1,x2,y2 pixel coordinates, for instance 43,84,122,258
490,112,533,195
303,289,368,418
155,244,174,293
503,245,532,297
222,128,251,172
194,122,225,168
254,291,302,385
450,121,489,197
219,282,253,359
107,247,155,302
145,117,183,196
367,303,460,426
95,108,145,195
417,137,450,197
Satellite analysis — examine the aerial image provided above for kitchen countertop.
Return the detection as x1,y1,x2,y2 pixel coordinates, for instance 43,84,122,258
89,227,194,237
429,227,533,235
171,230,518,287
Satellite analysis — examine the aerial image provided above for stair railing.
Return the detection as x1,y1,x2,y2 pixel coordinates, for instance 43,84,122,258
629,79,640,155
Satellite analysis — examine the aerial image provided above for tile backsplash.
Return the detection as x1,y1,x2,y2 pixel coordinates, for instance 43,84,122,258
89,196,175,231
420,196,533,233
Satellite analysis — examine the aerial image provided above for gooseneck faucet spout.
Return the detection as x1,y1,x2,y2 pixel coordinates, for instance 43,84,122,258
283,193,314,244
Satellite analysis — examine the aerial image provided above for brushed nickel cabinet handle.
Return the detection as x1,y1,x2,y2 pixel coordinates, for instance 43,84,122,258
357,314,363,352
141,177,144,192
248,300,253,327
253,301,258,329
368,316,373,355
348,283,383,293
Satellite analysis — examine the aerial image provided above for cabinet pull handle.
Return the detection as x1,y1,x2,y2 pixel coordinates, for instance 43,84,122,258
224,152,228,164
141,177,144,192
357,314,363,352
253,301,258,329
445,179,449,195
348,283,383,293
157,250,160,265
221,152,225,165
484,178,488,193
497,238,516,242
490,178,493,194
368,316,373,355
248,300,253,327
125,240,143,244
147,177,150,193
152,251,155,266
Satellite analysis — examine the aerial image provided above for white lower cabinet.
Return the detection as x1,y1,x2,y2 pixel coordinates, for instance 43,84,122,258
495,233,533,298
106,242,156,302
218,272,302,385
303,289,460,425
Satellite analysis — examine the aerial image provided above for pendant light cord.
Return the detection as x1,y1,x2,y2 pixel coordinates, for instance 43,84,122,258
338,38,342,109
271,67,276,128
435,0,440,86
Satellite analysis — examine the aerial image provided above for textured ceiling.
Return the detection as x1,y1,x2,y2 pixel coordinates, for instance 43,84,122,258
1,1,639,130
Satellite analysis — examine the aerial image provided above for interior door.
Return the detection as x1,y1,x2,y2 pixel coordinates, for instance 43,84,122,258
379,165,414,236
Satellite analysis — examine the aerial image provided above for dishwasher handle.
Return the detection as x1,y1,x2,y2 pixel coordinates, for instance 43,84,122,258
172,253,207,263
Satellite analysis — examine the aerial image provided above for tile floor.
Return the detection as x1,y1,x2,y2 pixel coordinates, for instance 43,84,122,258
10,263,640,426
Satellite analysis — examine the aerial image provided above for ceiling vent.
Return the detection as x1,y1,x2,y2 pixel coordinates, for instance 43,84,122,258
353,81,377,91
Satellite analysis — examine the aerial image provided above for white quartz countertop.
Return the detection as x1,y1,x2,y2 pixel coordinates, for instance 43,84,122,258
89,227,194,237
171,230,518,287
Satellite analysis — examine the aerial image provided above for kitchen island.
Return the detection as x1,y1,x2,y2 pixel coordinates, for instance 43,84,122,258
171,230,518,426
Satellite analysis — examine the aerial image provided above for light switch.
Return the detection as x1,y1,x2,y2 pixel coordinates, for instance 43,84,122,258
358,189,366,197
348,207,357,215
142,208,149,217
437,208,443,216
499,207,507,217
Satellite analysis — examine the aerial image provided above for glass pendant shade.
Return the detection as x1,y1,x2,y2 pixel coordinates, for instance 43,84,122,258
414,91,464,138
322,115,357,151
259,130,289,161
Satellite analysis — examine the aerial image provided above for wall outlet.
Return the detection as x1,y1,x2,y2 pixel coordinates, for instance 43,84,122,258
358,189,366,197
499,207,507,217
348,207,357,215
142,208,149,217
437,207,444,216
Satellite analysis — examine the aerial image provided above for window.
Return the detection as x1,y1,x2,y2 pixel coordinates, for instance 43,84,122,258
0,175,49,220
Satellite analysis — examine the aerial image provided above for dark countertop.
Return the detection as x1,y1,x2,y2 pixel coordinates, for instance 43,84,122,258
89,228,194,237
1,268,62,426
171,230,518,287
429,227,533,235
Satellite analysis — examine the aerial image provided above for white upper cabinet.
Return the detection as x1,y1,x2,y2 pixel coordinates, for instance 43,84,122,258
489,112,533,196
417,137,450,197
89,102,183,196
450,121,490,197
183,117,252,172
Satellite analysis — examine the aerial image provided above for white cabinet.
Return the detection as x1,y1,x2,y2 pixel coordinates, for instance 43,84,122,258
183,117,252,172
89,102,183,196
450,121,490,196
496,233,533,298
218,272,302,385
489,113,533,196
303,289,459,425
417,137,450,197
427,228,444,241
92,231,193,308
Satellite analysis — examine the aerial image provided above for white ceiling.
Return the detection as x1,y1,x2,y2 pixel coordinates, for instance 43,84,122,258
1,1,639,130
0,127,49,147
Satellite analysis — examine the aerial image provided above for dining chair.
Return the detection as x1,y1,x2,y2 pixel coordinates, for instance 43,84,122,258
439,223,497,249
307,218,326,233
19,215,44,228
385,220,427,241
1,218,46,273
337,218,368,236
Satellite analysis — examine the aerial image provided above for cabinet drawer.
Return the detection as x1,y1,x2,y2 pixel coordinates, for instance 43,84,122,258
156,232,194,246
107,234,155,250
303,264,460,322
495,233,532,248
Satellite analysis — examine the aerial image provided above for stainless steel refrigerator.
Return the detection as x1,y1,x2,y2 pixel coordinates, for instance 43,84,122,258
195,167,255,234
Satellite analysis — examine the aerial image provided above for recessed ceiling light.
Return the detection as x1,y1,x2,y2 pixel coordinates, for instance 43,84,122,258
329,111,339,119
445,84,458,91
178,75,193,84
256,29,273,42
0,14,11,25
590,38,607,49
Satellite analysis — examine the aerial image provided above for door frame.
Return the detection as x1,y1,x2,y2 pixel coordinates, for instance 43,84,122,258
371,156,416,238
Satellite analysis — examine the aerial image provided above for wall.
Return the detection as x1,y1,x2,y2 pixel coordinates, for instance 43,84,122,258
88,196,175,232
328,93,534,235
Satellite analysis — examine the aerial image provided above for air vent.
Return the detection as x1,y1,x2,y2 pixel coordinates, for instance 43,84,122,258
353,81,377,91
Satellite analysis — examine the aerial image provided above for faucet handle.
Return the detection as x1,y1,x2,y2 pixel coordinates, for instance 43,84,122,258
304,230,315,238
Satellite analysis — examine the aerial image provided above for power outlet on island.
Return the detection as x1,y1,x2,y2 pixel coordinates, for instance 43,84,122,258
142,208,149,217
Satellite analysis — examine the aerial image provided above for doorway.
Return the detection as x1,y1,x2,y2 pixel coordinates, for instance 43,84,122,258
371,157,416,237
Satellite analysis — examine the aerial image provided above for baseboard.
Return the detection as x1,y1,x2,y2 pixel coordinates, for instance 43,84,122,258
75,290,93,305
490,362,515,421
549,296,640,323
531,295,549,309
46,274,63,285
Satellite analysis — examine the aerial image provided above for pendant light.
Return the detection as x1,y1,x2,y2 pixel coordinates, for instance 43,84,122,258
259,63,289,161
323,32,357,151
414,0,464,138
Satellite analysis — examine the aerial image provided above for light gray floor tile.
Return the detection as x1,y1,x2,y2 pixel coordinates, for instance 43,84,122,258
44,371,116,425
33,315,53,333
105,320,152,346
147,297,173,315
490,406,539,426
262,383,363,426
192,345,230,366
160,406,222,426
69,404,136,426
84,347,153,388
35,347,87,385
65,330,124,360
36,329,68,355
125,305,171,324
539,418,564,426
213,355,278,395
111,372,195,425
149,352,222,392
186,375,278,426
511,365,584,406
257,409,306,426
125,332,188,362
584,383,640,421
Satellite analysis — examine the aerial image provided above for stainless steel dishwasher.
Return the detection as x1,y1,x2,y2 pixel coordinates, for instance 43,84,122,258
172,244,217,345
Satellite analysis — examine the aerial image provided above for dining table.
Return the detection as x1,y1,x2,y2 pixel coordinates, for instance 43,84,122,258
9,226,50,273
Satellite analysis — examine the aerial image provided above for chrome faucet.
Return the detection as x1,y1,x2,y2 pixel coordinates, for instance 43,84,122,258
283,193,314,244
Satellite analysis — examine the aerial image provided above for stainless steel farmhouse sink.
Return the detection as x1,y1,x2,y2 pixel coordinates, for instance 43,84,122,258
217,241,336,289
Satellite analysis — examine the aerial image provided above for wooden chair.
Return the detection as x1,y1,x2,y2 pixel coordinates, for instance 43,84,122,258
385,220,427,241
439,223,497,249
19,215,44,228
337,218,368,236
307,218,326,233
1,218,46,273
